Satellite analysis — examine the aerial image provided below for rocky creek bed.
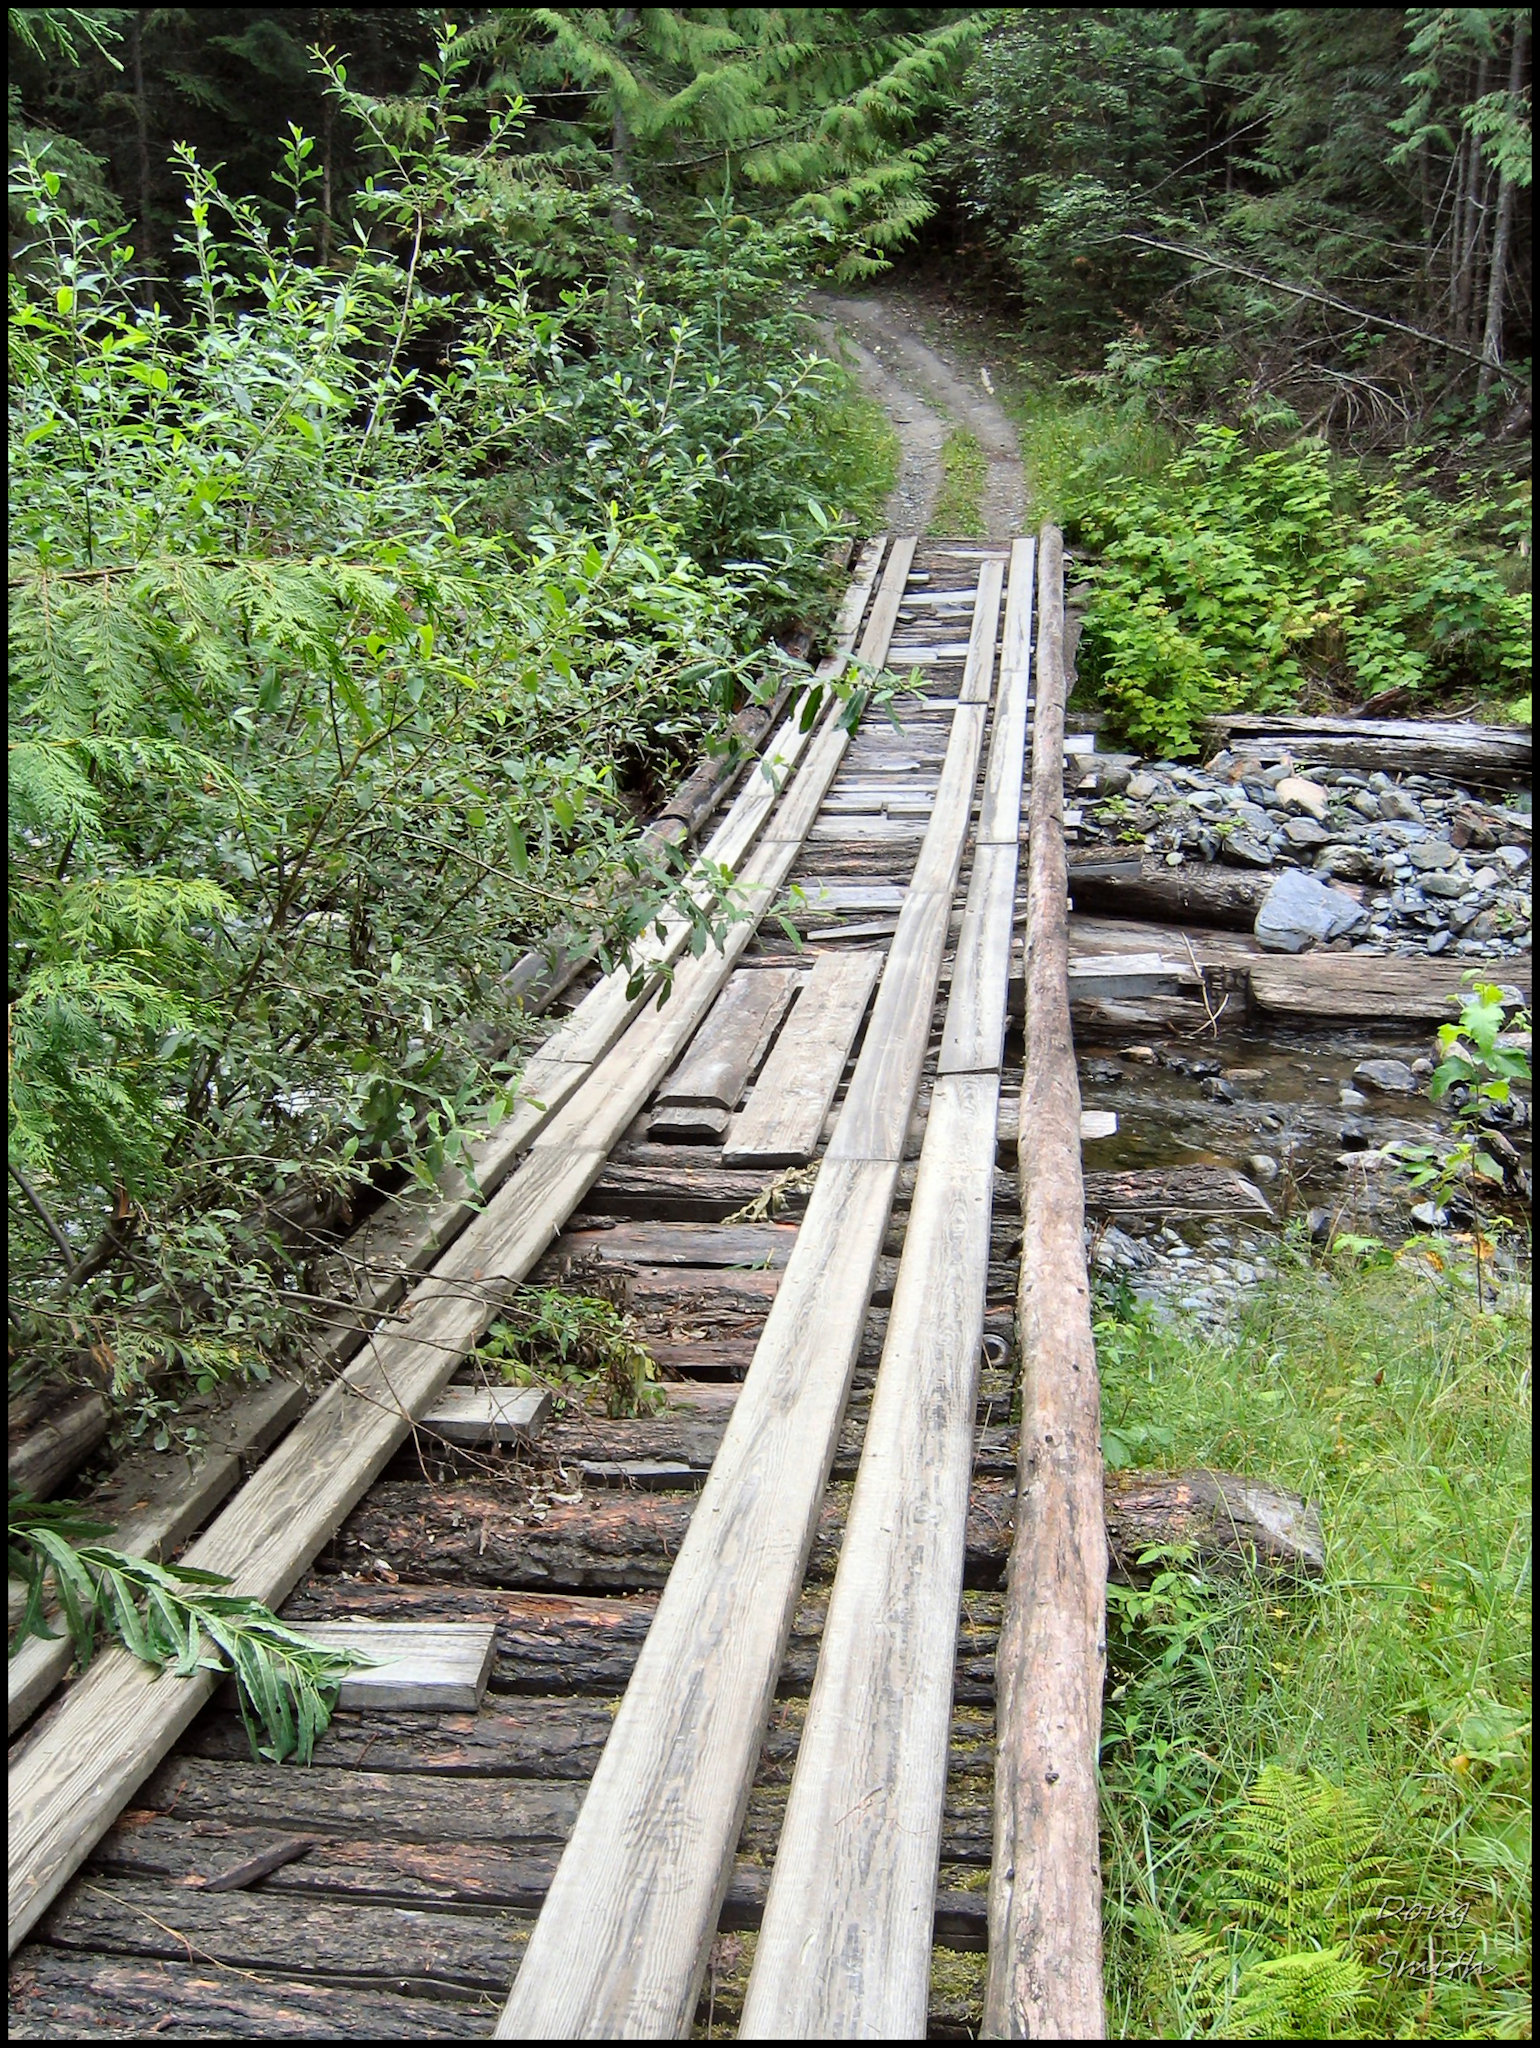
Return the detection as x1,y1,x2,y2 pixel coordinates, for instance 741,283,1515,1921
1062,730,1532,1324
1069,748,1531,958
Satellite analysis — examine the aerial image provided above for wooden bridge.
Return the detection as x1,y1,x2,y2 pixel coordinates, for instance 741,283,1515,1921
9,532,1327,2038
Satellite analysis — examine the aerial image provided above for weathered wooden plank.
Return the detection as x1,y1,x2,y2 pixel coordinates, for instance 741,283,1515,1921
7,553,901,1960
1249,951,1530,1020
806,813,927,841
823,737,991,1161
741,557,1021,2031
578,1162,811,1221
1066,951,1191,999
975,538,1036,847
8,1950,495,2040
742,1074,999,2036
652,968,799,1112
292,1622,496,1711
490,1159,903,2033
31,1875,526,1994
938,843,1017,1078
958,558,1005,705
544,1220,798,1272
645,1102,732,1142
418,1385,552,1445
988,525,1108,2040
495,553,996,2038
724,952,883,1167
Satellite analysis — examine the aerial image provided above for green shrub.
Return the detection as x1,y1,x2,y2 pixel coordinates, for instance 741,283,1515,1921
1069,427,1531,754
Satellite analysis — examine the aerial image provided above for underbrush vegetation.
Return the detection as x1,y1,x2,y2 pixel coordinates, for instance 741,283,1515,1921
1096,1255,1531,2039
6,48,890,1430
1010,379,1531,755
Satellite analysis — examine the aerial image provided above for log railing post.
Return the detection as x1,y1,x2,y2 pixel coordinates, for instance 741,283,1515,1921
985,524,1109,2038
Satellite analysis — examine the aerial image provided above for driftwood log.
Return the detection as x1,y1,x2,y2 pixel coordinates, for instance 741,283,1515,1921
1203,713,1531,788
988,526,1108,2038
1068,856,1274,931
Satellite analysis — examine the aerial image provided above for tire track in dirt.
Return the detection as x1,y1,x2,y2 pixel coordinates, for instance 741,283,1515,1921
814,291,1028,539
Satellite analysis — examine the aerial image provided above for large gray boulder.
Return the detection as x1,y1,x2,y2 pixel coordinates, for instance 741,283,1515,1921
1254,870,1371,953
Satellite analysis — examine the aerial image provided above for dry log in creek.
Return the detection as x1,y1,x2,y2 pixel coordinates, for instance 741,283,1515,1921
1202,712,1532,787
1067,856,1275,931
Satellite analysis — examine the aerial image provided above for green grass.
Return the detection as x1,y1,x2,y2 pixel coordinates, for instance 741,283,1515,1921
809,382,899,536
929,427,989,537
1003,382,1176,529
1096,1250,1532,2038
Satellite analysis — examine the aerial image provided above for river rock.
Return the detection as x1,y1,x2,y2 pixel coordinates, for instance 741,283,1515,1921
1247,1154,1280,1183
1353,1058,1419,1095
1378,786,1423,821
1223,831,1275,868
1314,843,1375,882
1275,775,1328,820
1495,844,1529,870
1427,929,1453,953
1126,771,1164,801
1284,817,1331,848
1420,870,1472,899
1351,789,1382,820
1254,870,1371,952
1407,839,1460,871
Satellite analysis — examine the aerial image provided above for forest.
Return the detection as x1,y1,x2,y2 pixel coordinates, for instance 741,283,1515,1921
7,8,1533,2042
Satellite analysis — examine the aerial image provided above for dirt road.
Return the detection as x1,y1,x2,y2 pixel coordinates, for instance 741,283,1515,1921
813,292,1028,539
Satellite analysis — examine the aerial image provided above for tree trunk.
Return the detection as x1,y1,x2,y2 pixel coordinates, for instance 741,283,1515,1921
1455,52,1490,346
607,7,638,334
129,9,154,285
1478,18,1527,396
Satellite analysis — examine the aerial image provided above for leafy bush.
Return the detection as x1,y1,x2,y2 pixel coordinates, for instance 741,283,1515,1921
7,57,873,1421
478,1287,663,1420
10,1491,369,1762
1069,427,1531,753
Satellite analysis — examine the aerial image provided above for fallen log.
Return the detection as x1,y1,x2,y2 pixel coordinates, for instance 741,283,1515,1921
990,524,1108,2039
322,1467,1321,1599
1084,1166,1275,1221
7,1394,110,1504
1068,856,1272,931
1249,951,1531,1022
1204,713,1531,788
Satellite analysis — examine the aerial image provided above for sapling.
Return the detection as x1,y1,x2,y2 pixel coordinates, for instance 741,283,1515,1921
1391,979,1531,1310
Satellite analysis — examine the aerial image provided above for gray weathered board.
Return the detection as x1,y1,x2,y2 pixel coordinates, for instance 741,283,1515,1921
1066,952,1191,999
724,951,884,1168
295,1622,496,1711
741,539,1029,2038
418,1385,552,1445
495,540,988,2040
650,966,798,1124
